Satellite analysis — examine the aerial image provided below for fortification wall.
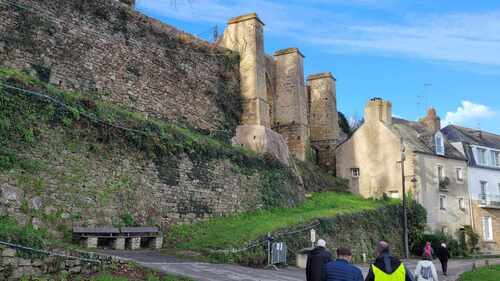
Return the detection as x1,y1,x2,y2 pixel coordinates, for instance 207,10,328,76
0,70,305,238
0,0,241,138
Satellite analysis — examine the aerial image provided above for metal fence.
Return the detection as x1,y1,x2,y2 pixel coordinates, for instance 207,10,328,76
479,194,500,208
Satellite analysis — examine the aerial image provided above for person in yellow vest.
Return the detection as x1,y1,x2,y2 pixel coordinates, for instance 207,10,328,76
365,240,414,281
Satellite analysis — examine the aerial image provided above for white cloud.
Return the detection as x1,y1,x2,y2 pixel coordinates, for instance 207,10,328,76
442,101,497,127
136,0,500,66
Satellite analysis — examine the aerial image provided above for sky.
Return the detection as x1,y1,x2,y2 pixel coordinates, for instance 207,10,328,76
136,0,500,134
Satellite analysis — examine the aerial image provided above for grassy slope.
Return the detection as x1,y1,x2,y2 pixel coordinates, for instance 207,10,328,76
167,192,396,250
459,265,500,281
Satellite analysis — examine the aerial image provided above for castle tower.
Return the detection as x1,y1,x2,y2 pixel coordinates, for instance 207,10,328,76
273,48,310,161
307,72,340,169
220,13,270,127
219,13,290,165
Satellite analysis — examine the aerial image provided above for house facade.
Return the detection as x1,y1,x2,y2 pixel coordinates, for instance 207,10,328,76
336,98,470,236
443,125,500,253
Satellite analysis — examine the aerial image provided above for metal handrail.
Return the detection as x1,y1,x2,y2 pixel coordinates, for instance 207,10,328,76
479,193,500,207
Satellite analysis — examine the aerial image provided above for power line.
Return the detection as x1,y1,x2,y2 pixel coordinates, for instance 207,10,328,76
0,0,231,57
1,82,172,138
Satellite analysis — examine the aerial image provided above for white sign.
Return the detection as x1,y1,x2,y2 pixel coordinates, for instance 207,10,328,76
310,229,316,243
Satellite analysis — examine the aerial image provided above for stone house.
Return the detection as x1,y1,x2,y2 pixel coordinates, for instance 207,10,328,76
336,98,470,235
443,125,500,254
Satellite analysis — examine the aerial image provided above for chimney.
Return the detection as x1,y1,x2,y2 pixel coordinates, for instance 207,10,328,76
119,0,135,7
364,98,392,125
419,107,441,133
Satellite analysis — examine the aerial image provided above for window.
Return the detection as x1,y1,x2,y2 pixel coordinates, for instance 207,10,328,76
439,195,447,210
435,132,445,155
480,181,488,195
351,168,360,178
477,148,487,165
437,165,444,181
498,183,500,195
480,181,488,201
482,216,494,241
492,151,500,167
459,198,466,210
388,191,400,199
456,167,464,182
441,226,448,234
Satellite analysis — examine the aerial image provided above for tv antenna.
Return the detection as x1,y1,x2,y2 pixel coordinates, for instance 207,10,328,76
417,83,432,113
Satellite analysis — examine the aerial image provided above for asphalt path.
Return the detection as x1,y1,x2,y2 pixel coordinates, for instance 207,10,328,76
100,250,500,281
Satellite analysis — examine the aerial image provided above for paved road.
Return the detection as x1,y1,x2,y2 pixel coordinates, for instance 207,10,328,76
101,250,500,281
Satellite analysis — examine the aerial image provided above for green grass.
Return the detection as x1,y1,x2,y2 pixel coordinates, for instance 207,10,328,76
167,192,395,250
459,265,500,281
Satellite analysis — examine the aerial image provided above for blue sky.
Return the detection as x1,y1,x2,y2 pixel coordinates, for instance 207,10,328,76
136,0,500,134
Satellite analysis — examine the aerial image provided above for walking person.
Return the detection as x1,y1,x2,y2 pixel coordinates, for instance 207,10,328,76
423,242,434,259
436,243,450,276
414,254,439,281
306,239,333,281
324,247,363,281
365,240,414,281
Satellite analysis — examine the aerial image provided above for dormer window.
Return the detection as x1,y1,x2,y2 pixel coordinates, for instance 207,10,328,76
435,132,445,155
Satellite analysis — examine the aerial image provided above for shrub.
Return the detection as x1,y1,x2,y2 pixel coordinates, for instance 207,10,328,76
0,216,50,249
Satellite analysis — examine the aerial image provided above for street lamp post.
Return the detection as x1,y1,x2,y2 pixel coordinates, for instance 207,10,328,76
400,138,410,259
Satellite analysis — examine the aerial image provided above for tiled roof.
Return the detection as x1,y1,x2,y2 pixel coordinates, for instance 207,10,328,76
442,125,500,168
442,125,500,150
389,118,466,160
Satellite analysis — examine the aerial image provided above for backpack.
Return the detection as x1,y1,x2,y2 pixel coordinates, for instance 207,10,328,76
420,265,433,280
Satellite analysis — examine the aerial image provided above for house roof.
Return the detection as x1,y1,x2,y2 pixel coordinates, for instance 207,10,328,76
442,125,500,150
442,125,500,168
389,118,466,161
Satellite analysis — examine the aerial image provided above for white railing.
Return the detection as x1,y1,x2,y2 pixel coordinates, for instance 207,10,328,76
479,193,500,208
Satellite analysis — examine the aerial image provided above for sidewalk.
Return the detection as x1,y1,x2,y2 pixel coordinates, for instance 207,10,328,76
101,250,500,281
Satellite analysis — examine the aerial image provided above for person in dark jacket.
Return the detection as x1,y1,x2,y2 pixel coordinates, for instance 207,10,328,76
325,247,363,281
307,239,333,281
365,240,414,281
435,243,450,276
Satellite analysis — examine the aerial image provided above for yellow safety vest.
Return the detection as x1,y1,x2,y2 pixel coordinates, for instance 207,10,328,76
372,263,406,281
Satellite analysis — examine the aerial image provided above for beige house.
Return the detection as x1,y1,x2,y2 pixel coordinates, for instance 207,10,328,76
336,98,470,235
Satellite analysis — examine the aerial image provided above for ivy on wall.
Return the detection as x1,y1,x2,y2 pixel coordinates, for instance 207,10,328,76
0,67,302,212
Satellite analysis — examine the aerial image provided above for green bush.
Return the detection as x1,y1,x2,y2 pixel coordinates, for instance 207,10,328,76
0,216,50,249
413,232,462,257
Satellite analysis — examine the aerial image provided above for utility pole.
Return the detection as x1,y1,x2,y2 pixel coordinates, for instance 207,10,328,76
400,137,410,259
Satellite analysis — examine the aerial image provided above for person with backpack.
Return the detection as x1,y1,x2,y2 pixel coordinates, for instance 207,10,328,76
435,243,450,276
306,239,333,281
422,242,434,259
365,240,414,281
414,254,439,281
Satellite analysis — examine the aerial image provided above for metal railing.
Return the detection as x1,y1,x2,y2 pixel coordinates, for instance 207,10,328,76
479,193,500,208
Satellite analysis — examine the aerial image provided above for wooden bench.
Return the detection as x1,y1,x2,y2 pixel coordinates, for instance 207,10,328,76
73,226,163,250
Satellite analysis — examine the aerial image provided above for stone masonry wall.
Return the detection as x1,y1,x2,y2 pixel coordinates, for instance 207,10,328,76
0,125,274,236
0,71,305,240
0,244,102,280
0,0,241,138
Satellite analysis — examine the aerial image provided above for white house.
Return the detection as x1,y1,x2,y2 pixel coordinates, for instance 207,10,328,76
443,125,500,253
